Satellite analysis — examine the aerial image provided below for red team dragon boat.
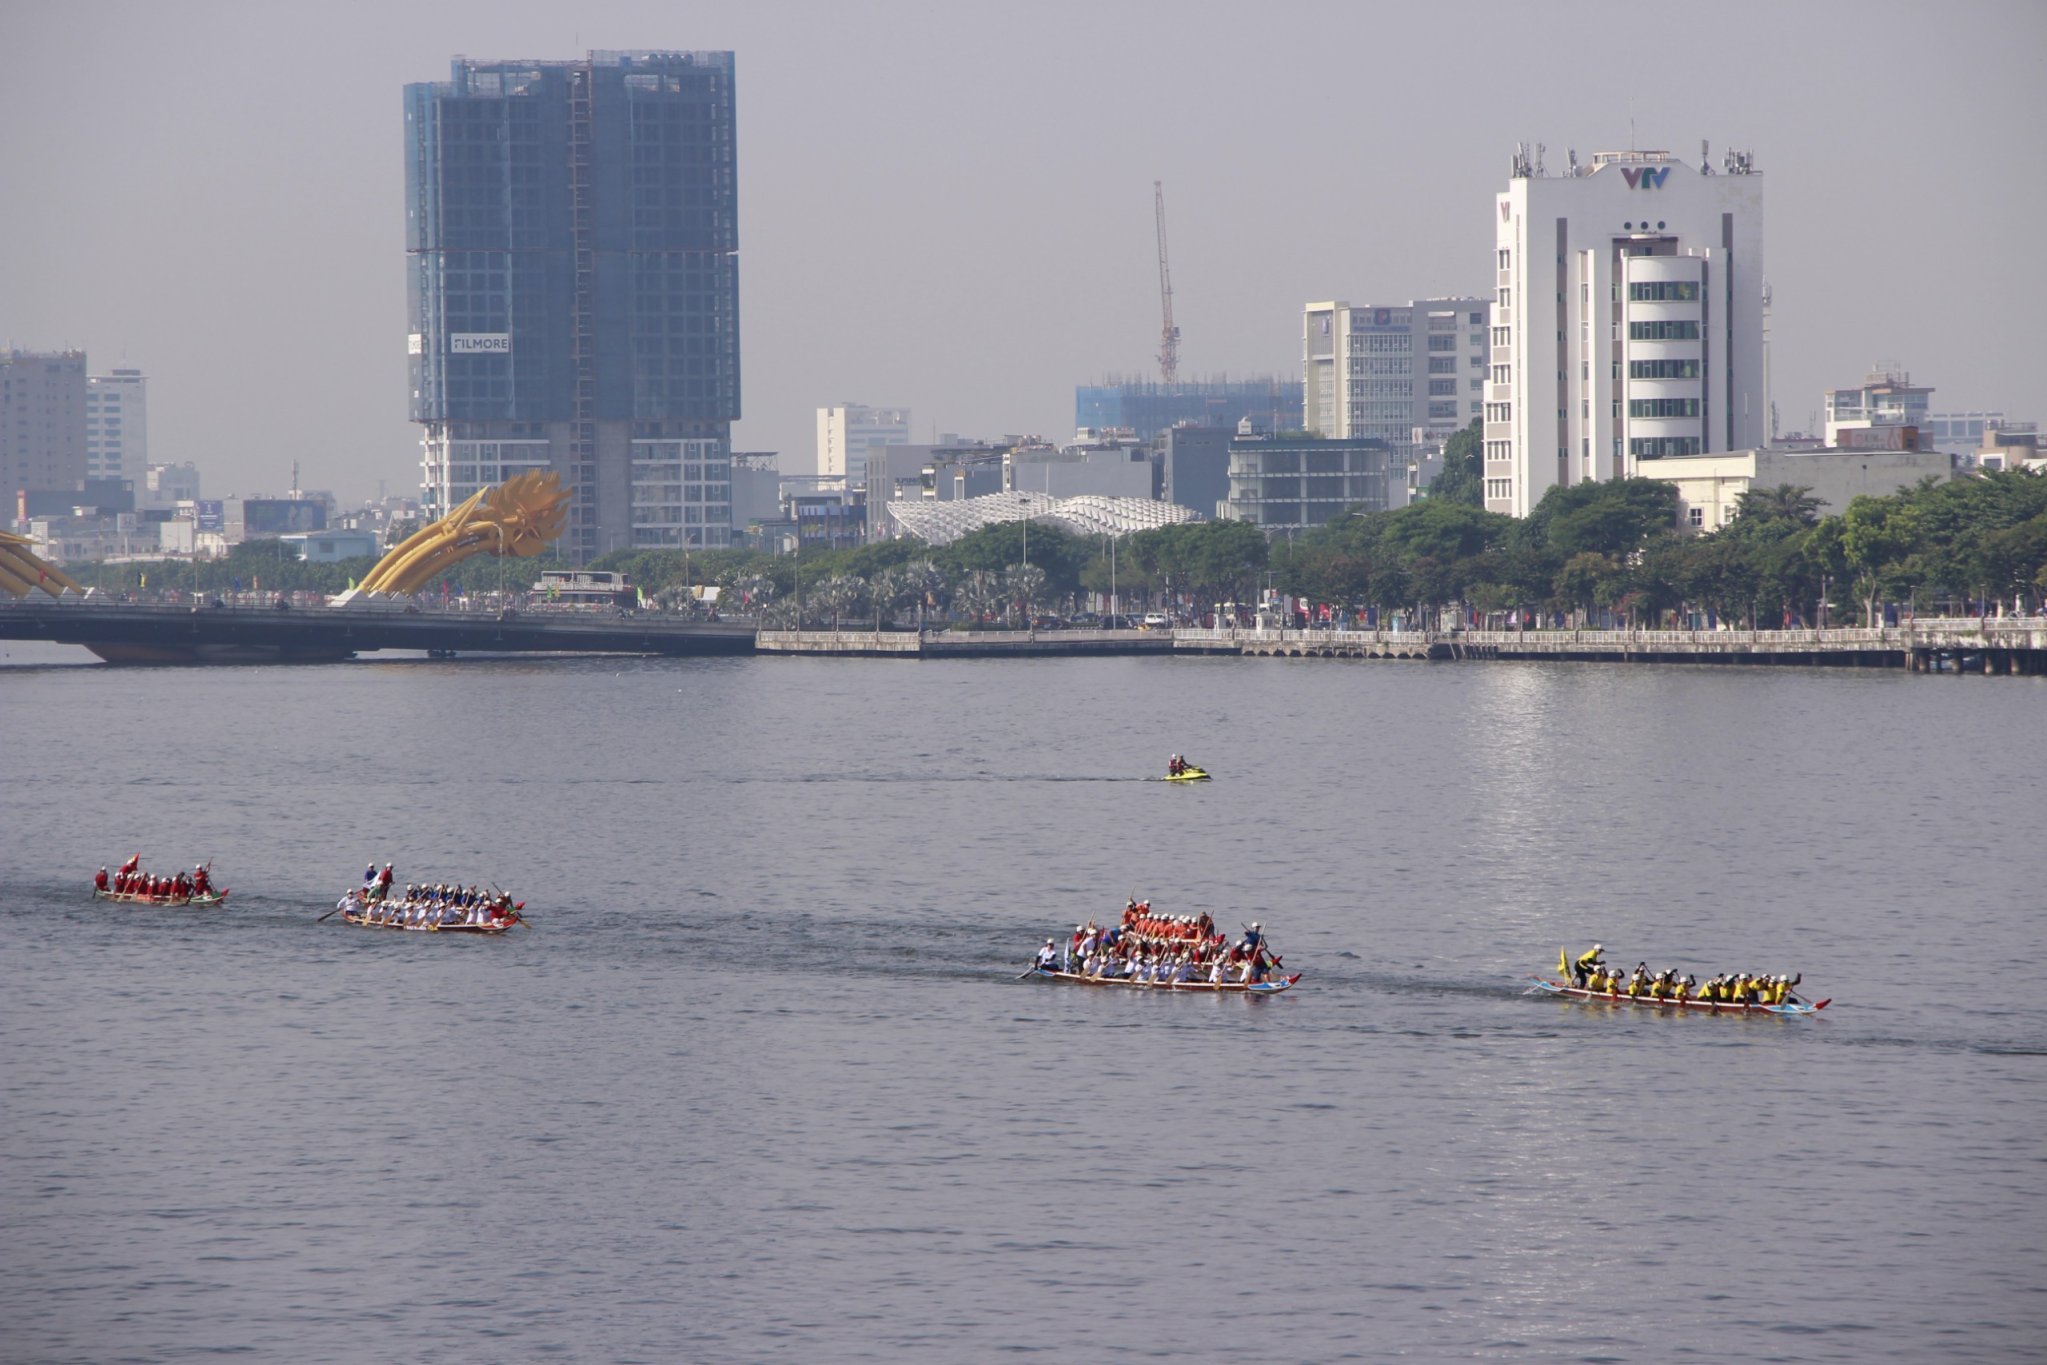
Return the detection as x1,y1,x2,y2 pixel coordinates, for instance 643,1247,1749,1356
90,856,227,907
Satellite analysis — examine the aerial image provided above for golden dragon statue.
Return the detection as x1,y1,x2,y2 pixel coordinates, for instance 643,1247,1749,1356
0,530,84,599
355,470,573,597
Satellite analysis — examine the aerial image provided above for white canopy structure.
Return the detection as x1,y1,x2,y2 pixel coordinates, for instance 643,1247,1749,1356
886,492,1198,546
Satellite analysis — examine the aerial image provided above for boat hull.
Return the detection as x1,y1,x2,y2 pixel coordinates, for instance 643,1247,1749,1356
1162,768,1210,782
1028,966,1297,994
1527,978,1827,1016
338,908,513,935
92,887,228,907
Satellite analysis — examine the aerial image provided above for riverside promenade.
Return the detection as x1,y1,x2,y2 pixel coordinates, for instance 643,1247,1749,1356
1173,618,2047,674
756,627,1173,658
7,596,2041,673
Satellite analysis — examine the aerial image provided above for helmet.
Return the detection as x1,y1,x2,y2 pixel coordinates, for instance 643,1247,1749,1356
1593,943,1602,951
1251,922,1262,931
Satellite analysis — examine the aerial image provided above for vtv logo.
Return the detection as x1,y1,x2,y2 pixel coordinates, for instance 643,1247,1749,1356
1621,166,1671,189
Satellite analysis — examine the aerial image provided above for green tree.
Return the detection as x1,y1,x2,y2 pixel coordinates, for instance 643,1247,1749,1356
1734,483,1823,528
1427,418,1484,507
1840,495,1919,625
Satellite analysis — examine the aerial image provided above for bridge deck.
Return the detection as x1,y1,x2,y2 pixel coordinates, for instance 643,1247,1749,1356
0,599,754,662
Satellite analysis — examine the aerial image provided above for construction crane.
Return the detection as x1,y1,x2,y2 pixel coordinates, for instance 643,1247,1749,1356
1154,180,1180,384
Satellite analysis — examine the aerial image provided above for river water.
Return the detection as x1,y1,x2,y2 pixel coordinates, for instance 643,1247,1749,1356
2,641,2042,1362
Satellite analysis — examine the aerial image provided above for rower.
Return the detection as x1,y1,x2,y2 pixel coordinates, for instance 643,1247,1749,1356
94,867,109,892
192,865,211,895
1035,939,1058,972
1572,944,1604,987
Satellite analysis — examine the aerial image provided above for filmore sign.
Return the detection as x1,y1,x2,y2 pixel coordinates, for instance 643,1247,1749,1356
450,333,512,354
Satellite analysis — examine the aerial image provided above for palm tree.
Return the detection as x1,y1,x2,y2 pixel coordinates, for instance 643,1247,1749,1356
726,572,776,620
1007,563,1047,625
955,569,1003,627
900,559,947,629
1736,483,1823,527
815,574,867,631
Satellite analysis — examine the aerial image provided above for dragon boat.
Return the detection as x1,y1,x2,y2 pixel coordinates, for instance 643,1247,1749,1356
1026,966,1299,994
1525,978,1828,1016
338,906,517,935
92,886,229,907
331,887,523,934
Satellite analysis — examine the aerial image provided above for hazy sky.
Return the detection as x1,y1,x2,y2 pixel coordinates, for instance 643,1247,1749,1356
3,0,2043,503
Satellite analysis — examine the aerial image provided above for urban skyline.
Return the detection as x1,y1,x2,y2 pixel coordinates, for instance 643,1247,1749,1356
2,0,2042,506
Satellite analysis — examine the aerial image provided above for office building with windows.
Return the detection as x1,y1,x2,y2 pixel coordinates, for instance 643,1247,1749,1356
1221,431,1391,533
1925,410,2009,454
85,369,147,487
1488,144,1764,517
1075,378,1300,444
816,404,910,487
1303,298,1488,455
405,51,739,558
1,350,88,498
1824,368,1932,447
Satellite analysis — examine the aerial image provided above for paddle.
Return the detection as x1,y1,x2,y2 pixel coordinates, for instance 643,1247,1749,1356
316,893,354,923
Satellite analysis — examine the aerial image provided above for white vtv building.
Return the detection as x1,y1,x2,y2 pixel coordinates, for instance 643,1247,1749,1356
816,404,911,487
1488,145,1764,517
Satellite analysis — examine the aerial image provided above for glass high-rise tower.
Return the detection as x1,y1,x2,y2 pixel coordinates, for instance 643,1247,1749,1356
405,51,739,558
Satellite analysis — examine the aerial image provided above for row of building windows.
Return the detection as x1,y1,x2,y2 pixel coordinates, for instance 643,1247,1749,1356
1629,320,1700,341
1484,402,1512,423
1629,398,1701,418
1428,356,1457,374
1485,440,1512,464
1426,336,1458,353
1353,334,1412,354
1485,477,1512,501
1628,280,1699,301
1629,437,1703,457
1629,359,1701,379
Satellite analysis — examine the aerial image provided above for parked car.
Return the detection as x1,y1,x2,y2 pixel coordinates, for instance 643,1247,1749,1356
1141,611,1170,629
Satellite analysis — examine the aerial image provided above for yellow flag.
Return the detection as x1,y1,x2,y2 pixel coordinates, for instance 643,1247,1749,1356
1557,948,1568,976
